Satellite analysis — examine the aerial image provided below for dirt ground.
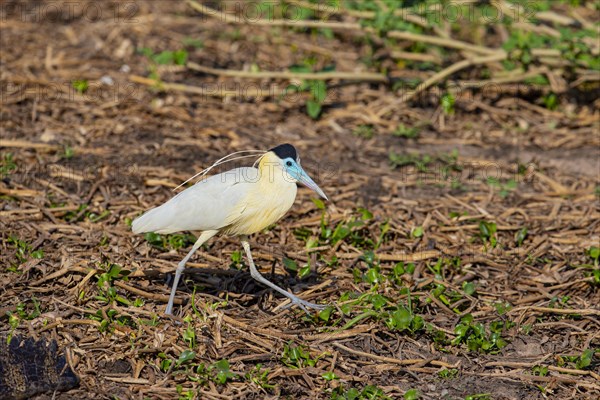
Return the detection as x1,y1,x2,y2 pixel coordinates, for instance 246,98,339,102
1,1,599,399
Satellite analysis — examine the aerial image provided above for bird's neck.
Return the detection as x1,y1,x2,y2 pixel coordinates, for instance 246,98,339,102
257,153,287,185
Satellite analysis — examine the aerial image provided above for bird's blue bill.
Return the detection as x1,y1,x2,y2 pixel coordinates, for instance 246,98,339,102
286,161,328,200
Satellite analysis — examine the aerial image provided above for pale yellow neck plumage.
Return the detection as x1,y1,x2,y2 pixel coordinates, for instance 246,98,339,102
224,152,297,236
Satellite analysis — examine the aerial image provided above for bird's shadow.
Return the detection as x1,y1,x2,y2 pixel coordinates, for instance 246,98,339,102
148,266,322,307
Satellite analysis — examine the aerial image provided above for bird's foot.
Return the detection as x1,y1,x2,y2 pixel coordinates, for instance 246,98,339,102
282,298,327,314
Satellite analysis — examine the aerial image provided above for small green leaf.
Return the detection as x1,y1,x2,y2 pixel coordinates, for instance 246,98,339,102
144,232,163,247
289,64,312,73
173,49,188,65
298,265,311,279
72,79,89,94
441,93,455,115
306,100,322,119
311,80,327,103
576,349,593,369
411,226,424,238
404,388,420,400
391,307,412,331
318,306,333,322
515,227,528,246
282,257,298,272
357,207,373,220
30,250,44,259
322,371,338,381
393,123,419,138
312,198,325,210
462,281,476,296
153,51,174,65
182,37,203,48
176,350,196,366
588,246,600,260
364,268,380,284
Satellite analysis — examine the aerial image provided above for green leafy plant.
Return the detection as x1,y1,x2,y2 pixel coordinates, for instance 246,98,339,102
210,359,236,384
478,221,498,248
158,352,173,372
486,177,517,198
285,63,334,119
389,152,432,172
140,47,188,65
331,384,391,400
532,365,548,376
230,250,243,269
404,389,420,400
281,342,323,369
465,395,491,400
7,236,44,270
515,227,528,247
11,297,42,321
390,262,415,285
72,79,89,94
441,93,455,115
438,368,459,379
176,349,196,367
182,37,204,48
317,208,376,250
94,262,132,305
64,204,110,223
385,303,424,334
389,150,460,175
411,226,424,239
245,364,274,389
575,246,600,285
393,123,420,139
353,124,375,139
451,314,510,353
144,232,196,250
87,308,134,333
0,153,17,178
557,348,596,370
62,144,75,159
588,246,600,265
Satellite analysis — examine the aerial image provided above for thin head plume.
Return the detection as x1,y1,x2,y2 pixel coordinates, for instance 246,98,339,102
173,149,266,191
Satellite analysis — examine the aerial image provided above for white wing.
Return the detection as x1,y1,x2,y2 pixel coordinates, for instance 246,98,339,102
132,167,259,234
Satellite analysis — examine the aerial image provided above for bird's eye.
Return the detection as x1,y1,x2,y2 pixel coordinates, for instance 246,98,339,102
286,161,292,167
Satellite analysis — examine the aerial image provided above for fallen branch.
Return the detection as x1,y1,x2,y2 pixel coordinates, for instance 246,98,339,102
333,342,457,369
187,0,495,56
0,139,61,151
187,61,387,82
390,50,442,64
485,361,600,381
509,306,600,316
129,74,284,97
0,188,43,197
186,0,360,30
387,31,501,56
285,0,433,31
405,52,507,102
114,281,184,306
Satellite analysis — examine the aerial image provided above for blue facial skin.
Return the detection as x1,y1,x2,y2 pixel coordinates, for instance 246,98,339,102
282,157,328,200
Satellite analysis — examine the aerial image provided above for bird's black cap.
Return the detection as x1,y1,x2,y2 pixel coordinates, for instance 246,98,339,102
270,143,298,161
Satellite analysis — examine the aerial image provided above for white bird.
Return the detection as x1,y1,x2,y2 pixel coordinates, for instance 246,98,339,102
132,144,328,315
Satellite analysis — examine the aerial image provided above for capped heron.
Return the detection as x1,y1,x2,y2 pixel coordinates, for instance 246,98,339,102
132,144,328,314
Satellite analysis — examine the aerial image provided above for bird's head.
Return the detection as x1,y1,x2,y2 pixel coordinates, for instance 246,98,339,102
262,143,328,200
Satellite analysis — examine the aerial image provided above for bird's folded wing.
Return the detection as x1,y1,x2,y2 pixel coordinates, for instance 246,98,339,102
132,167,257,234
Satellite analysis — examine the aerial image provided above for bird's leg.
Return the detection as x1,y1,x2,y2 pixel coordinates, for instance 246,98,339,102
165,230,218,315
240,237,325,313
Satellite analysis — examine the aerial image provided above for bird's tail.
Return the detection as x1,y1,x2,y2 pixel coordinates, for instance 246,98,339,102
131,205,174,234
